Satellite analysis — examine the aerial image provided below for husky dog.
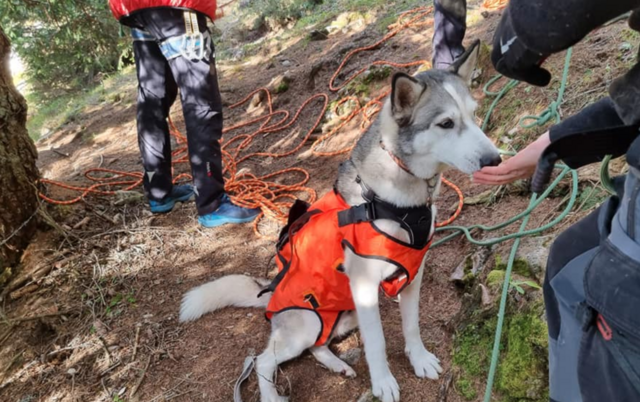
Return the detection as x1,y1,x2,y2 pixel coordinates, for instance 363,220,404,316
179,40,500,402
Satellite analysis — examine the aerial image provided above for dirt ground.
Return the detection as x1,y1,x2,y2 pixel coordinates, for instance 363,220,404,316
2,2,638,402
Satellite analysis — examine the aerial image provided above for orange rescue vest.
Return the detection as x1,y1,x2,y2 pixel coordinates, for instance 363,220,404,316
264,188,433,346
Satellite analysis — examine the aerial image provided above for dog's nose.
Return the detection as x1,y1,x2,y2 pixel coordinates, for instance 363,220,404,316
480,154,502,168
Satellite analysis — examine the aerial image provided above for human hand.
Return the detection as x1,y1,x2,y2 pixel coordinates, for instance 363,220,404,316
473,132,550,185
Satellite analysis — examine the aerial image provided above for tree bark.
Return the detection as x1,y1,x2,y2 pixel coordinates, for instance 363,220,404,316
0,26,39,272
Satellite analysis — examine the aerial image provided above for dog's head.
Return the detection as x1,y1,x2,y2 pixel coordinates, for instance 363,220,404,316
380,40,501,177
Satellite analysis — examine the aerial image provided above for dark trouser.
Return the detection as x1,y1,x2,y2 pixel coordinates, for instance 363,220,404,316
128,8,224,215
546,172,640,402
432,0,467,69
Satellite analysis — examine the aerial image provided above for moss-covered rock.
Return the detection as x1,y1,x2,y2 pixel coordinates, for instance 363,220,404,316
494,254,534,278
497,304,548,401
487,269,506,290
452,302,549,401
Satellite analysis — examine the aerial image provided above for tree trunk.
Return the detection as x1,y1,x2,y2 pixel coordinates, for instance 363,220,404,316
0,27,39,273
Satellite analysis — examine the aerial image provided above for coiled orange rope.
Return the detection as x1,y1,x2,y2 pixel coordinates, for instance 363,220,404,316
38,7,465,237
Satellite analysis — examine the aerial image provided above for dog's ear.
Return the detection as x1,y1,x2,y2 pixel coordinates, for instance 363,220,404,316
449,39,481,85
391,72,426,126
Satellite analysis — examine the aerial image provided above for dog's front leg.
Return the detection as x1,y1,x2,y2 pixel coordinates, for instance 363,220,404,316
345,253,400,402
399,263,442,379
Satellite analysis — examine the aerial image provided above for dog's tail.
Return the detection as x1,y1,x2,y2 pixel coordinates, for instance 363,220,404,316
179,275,272,323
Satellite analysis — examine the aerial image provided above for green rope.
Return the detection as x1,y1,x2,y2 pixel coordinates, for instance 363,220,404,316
432,48,576,402
519,49,573,128
600,155,617,195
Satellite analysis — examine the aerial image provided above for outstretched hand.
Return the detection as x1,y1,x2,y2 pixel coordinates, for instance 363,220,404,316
473,132,550,185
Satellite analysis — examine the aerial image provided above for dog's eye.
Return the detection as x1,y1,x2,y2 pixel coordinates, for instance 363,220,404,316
437,119,454,129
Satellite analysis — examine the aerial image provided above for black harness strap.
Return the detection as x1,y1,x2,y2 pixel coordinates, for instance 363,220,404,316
337,177,433,248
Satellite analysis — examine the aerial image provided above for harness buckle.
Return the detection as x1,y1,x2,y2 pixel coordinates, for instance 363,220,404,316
181,32,205,60
337,202,376,227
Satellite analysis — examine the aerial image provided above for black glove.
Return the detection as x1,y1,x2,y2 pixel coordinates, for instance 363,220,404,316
491,10,552,86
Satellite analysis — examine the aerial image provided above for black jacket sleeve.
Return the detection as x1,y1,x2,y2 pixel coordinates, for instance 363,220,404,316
549,98,628,167
508,0,640,55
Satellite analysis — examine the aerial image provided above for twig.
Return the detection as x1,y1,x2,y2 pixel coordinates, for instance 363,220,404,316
7,311,70,324
99,336,112,365
83,201,117,225
130,355,152,398
3,350,23,375
145,378,188,402
437,371,453,402
101,377,111,399
0,326,14,346
165,390,194,401
48,341,94,356
131,325,141,362
0,206,40,247
100,362,121,377
51,148,70,158
9,284,39,301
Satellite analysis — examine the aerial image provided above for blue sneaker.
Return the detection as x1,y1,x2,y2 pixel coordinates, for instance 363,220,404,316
198,195,261,228
149,184,195,214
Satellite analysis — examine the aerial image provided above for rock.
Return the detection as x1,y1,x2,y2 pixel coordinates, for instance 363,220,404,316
514,235,554,282
307,60,326,89
449,260,466,282
309,28,329,41
339,348,362,366
487,270,506,291
247,90,267,112
450,247,492,287
112,213,123,224
480,284,492,306
282,60,292,67
269,73,293,94
232,47,245,61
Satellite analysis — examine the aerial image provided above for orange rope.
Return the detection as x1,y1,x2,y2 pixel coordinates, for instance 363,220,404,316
38,7,465,238
481,0,509,10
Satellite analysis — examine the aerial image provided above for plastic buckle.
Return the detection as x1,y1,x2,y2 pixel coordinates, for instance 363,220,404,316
181,32,204,60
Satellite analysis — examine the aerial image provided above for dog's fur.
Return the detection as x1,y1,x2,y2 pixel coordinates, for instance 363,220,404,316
179,41,500,402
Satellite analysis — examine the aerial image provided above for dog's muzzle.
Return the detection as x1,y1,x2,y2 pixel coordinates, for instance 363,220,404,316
480,153,502,168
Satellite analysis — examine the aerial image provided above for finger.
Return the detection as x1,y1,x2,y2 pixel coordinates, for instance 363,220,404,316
473,171,522,185
476,164,514,175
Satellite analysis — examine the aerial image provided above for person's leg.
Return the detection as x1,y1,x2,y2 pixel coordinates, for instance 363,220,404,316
131,29,193,213
132,34,176,202
134,9,259,225
578,171,640,402
432,0,467,69
544,205,602,402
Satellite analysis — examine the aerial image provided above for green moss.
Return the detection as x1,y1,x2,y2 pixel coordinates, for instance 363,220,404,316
457,377,478,400
453,303,549,402
275,81,290,94
495,255,533,278
497,307,548,401
362,66,392,84
487,270,506,289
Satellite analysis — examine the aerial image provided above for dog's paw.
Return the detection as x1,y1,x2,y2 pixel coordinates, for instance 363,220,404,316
340,365,357,378
405,346,443,380
320,356,357,377
371,372,400,402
